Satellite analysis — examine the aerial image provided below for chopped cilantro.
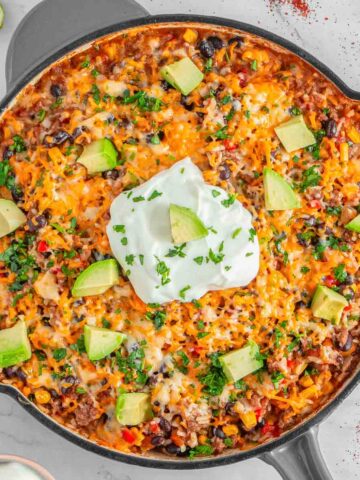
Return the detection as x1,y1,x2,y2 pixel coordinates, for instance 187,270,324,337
248,228,256,243
90,84,101,105
271,371,285,389
221,194,236,208
290,105,301,116
193,256,204,265
189,445,214,459
133,195,145,202
232,227,242,239
212,189,221,198
155,256,171,286
148,190,162,201
146,310,166,330
121,237,128,246
125,255,135,266
37,109,46,122
213,126,230,140
113,224,126,233
250,60,258,71
333,263,347,283
122,90,162,112
298,165,321,192
179,285,191,300
204,58,213,73
165,243,186,258
53,348,67,361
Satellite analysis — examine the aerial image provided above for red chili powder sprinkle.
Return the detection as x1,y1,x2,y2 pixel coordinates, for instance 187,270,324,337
267,0,311,18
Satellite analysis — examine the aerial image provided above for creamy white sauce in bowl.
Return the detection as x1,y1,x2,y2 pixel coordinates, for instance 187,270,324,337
0,462,43,480
107,158,259,304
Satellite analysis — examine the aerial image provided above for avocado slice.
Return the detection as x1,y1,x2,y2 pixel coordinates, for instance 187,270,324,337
116,392,152,426
263,168,300,210
345,214,360,233
0,4,4,29
0,320,31,368
160,57,204,96
219,342,263,383
84,325,125,361
275,115,316,152
77,138,118,174
311,285,348,324
71,259,119,297
169,203,208,244
0,199,26,238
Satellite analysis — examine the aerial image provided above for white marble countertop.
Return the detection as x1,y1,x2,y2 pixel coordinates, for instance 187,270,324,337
0,1,359,479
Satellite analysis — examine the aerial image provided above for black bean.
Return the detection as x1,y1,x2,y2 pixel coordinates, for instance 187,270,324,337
16,369,27,382
44,130,71,147
199,39,215,58
160,80,173,91
4,366,18,378
61,386,72,395
102,169,120,180
212,426,226,439
101,378,108,386
125,137,138,145
73,299,85,307
304,216,317,227
27,214,46,232
50,84,63,98
36,214,47,228
158,131,165,141
339,333,353,352
177,446,191,457
180,95,195,111
165,443,181,455
323,119,337,138
153,400,160,407
219,162,231,180
72,126,84,139
151,435,165,446
295,300,306,310
207,36,224,50
11,187,24,202
63,375,76,385
49,389,59,399
228,36,244,48
159,417,172,434
342,274,354,286
225,401,235,414
2,147,13,161
257,418,266,428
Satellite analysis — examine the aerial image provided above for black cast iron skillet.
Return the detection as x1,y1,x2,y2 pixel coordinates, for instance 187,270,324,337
1,1,359,478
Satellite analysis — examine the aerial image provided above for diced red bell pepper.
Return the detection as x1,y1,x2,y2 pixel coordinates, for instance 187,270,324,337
223,139,237,151
324,275,339,287
309,199,322,209
122,429,135,443
37,240,48,253
255,408,262,420
343,305,352,312
261,422,281,437
287,359,296,369
150,422,160,434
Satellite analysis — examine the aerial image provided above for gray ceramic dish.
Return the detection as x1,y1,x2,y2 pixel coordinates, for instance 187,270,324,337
1,1,359,479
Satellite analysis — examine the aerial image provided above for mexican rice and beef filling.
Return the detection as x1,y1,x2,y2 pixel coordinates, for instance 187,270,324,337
0,24,359,458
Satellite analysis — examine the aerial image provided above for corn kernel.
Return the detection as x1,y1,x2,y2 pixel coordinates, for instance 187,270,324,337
35,389,51,404
299,376,314,388
183,28,198,44
348,126,360,144
239,411,257,430
223,424,239,436
300,385,318,399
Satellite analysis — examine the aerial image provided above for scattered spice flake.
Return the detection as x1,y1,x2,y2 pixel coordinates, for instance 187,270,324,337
267,0,311,18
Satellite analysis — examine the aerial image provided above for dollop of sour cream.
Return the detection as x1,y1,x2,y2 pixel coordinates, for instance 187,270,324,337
0,462,43,480
107,158,259,304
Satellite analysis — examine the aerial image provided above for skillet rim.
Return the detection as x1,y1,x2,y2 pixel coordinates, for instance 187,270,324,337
0,13,359,469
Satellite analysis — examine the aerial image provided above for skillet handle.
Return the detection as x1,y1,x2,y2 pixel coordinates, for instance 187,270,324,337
260,426,333,480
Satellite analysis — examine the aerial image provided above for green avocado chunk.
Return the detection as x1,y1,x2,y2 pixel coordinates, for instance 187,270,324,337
0,320,31,368
84,325,125,361
311,285,348,324
0,199,26,238
263,167,300,210
160,57,204,95
116,392,152,426
275,115,316,152
169,203,208,244
345,214,360,233
77,138,118,174
72,259,119,297
219,342,263,383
